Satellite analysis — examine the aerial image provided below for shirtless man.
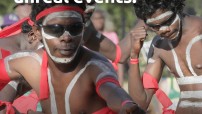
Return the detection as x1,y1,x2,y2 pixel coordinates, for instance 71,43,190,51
128,0,202,114
0,1,144,114
0,21,42,114
0,2,136,113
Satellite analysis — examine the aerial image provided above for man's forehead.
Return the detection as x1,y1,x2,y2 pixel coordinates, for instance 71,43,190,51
43,11,83,24
146,9,173,24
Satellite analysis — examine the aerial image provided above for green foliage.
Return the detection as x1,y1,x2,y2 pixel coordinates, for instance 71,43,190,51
98,3,137,39
0,0,15,15
97,1,202,39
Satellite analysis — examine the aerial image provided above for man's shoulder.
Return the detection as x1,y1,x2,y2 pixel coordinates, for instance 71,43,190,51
185,15,202,35
187,15,202,28
5,50,43,65
83,48,118,81
84,48,109,63
84,48,115,70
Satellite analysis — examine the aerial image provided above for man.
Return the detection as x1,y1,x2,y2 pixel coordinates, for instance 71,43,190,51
0,17,42,114
0,1,144,114
128,0,202,114
0,3,133,113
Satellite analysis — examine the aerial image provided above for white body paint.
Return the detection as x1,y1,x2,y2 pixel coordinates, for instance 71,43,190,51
168,35,202,108
148,58,156,64
5,52,42,73
47,59,116,114
185,35,202,76
177,76,202,85
181,91,202,99
146,11,173,23
8,81,19,91
179,100,202,108
169,41,184,77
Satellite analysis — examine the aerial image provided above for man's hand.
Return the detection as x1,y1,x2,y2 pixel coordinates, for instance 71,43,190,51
130,26,147,58
119,102,145,114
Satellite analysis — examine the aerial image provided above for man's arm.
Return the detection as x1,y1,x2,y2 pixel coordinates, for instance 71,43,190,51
0,81,18,102
84,20,146,63
128,53,164,110
90,61,145,113
128,27,164,110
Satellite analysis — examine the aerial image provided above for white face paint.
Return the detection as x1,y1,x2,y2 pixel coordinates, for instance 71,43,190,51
146,11,173,24
41,11,84,64
159,14,179,31
170,15,181,40
42,31,84,64
159,26,169,31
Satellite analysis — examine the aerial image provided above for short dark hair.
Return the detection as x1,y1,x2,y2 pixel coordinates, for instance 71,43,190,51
133,0,185,21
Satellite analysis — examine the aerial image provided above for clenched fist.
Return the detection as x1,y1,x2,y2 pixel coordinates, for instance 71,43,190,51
119,102,145,114
130,26,147,58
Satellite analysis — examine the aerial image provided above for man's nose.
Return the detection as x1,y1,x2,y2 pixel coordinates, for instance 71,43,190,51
60,31,72,42
158,26,171,36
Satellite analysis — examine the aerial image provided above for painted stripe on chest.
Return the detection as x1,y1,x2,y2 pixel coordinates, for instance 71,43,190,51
181,90,202,99
177,76,202,85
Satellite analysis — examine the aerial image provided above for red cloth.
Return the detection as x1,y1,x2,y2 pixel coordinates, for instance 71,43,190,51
12,91,39,113
0,49,11,90
1,48,11,58
93,107,116,114
39,51,49,100
143,72,175,114
0,100,15,114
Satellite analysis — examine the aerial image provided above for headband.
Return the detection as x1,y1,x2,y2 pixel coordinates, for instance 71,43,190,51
0,6,84,38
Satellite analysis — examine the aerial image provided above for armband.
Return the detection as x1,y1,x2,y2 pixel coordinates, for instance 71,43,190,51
96,77,120,98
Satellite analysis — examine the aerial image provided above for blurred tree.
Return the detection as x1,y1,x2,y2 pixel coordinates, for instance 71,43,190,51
0,0,15,15
97,3,137,39
97,1,202,39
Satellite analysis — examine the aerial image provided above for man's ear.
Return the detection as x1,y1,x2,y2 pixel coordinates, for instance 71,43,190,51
27,25,41,44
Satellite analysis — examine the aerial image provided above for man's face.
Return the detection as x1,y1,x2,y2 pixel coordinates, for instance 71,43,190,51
40,11,84,63
91,12,105,31
146,9,181,40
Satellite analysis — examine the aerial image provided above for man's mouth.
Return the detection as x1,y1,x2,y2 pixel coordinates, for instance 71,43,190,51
59,48,74,56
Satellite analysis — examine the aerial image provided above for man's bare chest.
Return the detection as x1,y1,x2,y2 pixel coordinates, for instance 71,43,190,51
160,35,202,77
